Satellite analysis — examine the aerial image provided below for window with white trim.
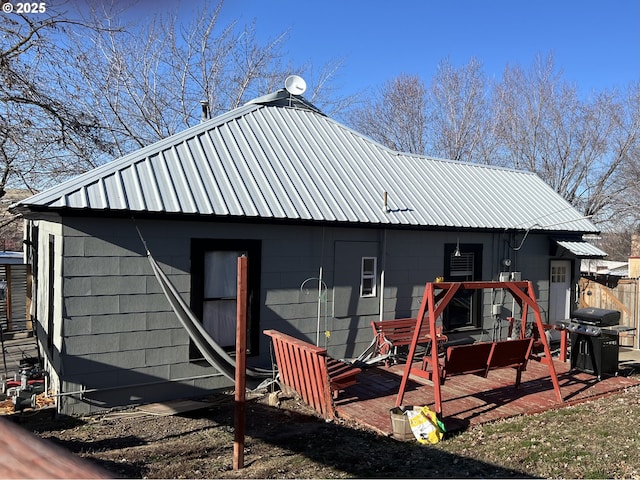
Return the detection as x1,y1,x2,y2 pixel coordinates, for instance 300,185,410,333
360,257,377,297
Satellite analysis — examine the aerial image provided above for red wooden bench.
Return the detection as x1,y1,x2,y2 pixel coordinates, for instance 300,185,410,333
371,317,448,364
420,337,534,388
507,316,561,362
263,329,362,419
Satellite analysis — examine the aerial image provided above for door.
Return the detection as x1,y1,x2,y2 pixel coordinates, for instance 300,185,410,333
549,260,571,325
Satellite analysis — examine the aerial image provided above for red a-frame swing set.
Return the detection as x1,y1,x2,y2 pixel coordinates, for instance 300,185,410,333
395,280,563,418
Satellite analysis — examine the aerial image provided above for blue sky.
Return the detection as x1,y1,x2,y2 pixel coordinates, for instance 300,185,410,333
216,0,639,97
101,0,639,99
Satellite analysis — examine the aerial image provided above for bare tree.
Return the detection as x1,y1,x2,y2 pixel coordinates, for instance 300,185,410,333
60,2,351,167
607,82,640,225
0,8,108,194
63,3,286,160
347,58,494,162
348,53,639,228
493,54,639,225
348,73,429,154
428,57,494,163
594,230,633,261
300,58,354,119
0,1,350,195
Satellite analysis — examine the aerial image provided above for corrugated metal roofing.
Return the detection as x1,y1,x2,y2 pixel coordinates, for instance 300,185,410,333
556,240,608,258
13,90,598,233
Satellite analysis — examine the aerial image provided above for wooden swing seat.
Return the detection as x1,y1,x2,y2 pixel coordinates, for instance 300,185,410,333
420,337,534,387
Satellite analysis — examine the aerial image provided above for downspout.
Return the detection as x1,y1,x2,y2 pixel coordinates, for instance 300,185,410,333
316,226,326,347
379,229,387,321
316,264,323,347
379,193,389,321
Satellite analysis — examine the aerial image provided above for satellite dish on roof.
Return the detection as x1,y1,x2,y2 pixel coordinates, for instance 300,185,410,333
284,75,307,95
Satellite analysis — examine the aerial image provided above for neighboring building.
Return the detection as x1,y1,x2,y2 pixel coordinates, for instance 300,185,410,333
630,233,640,279
10,86,606,415
582,259,629,278
1,188,32,251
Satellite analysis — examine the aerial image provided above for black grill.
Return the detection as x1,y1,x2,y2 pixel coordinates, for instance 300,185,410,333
568,308,621,379
571,308,621,327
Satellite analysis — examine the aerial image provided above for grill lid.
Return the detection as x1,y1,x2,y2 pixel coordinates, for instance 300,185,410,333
571,308,620,327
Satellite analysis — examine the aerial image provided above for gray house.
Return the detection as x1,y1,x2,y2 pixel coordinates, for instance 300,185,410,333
11,88,606,415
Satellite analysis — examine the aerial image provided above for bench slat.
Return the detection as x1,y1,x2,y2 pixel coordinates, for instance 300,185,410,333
420,338,533,388
488,338,533,370
327,358,361,391
445,342,493,376
371,317,448,365
264,329,361,419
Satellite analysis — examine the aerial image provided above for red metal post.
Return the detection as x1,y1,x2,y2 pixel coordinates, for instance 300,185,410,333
233,255,248,470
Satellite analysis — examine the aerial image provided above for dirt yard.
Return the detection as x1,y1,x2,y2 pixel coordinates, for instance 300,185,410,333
10,381,640,479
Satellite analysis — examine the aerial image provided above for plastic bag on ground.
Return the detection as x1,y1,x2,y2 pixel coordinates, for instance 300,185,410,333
406,406,445,444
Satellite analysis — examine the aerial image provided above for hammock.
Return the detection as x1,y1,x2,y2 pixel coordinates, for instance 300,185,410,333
145,249,273,390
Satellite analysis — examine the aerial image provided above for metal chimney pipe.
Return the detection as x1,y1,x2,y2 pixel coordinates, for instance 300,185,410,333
200,100,210,122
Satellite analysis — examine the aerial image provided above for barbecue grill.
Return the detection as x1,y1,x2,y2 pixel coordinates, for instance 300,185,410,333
558,308,629,379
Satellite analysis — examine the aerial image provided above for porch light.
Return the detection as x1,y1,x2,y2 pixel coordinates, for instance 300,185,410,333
454,238,461,257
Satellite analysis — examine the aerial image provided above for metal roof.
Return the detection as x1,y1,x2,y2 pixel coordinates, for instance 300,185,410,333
581,259,627,276
556,240,608,258
13,90,599,233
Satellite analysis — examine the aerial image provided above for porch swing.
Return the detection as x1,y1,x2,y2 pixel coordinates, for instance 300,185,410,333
394,280,564,418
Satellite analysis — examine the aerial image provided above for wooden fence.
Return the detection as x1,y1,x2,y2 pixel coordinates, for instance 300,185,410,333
0,264,32,334
579,277,638,347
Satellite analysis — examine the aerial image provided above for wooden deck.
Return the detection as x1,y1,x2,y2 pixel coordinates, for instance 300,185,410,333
333,358,640,435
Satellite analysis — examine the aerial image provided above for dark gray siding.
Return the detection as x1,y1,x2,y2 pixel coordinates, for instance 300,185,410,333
51,216,556,415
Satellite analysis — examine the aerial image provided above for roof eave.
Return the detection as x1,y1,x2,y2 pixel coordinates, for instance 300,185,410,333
11,205,599,236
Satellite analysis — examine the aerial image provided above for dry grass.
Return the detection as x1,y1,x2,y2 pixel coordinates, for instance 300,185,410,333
16,382,640,479
440,386,640,479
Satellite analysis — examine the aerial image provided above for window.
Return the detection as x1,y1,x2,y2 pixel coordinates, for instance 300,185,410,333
551,264,567,283
443,243,483,331
450,252,474,278
203,251,240,347
191,239,261,358
360,257,377,297
333,241,380,317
